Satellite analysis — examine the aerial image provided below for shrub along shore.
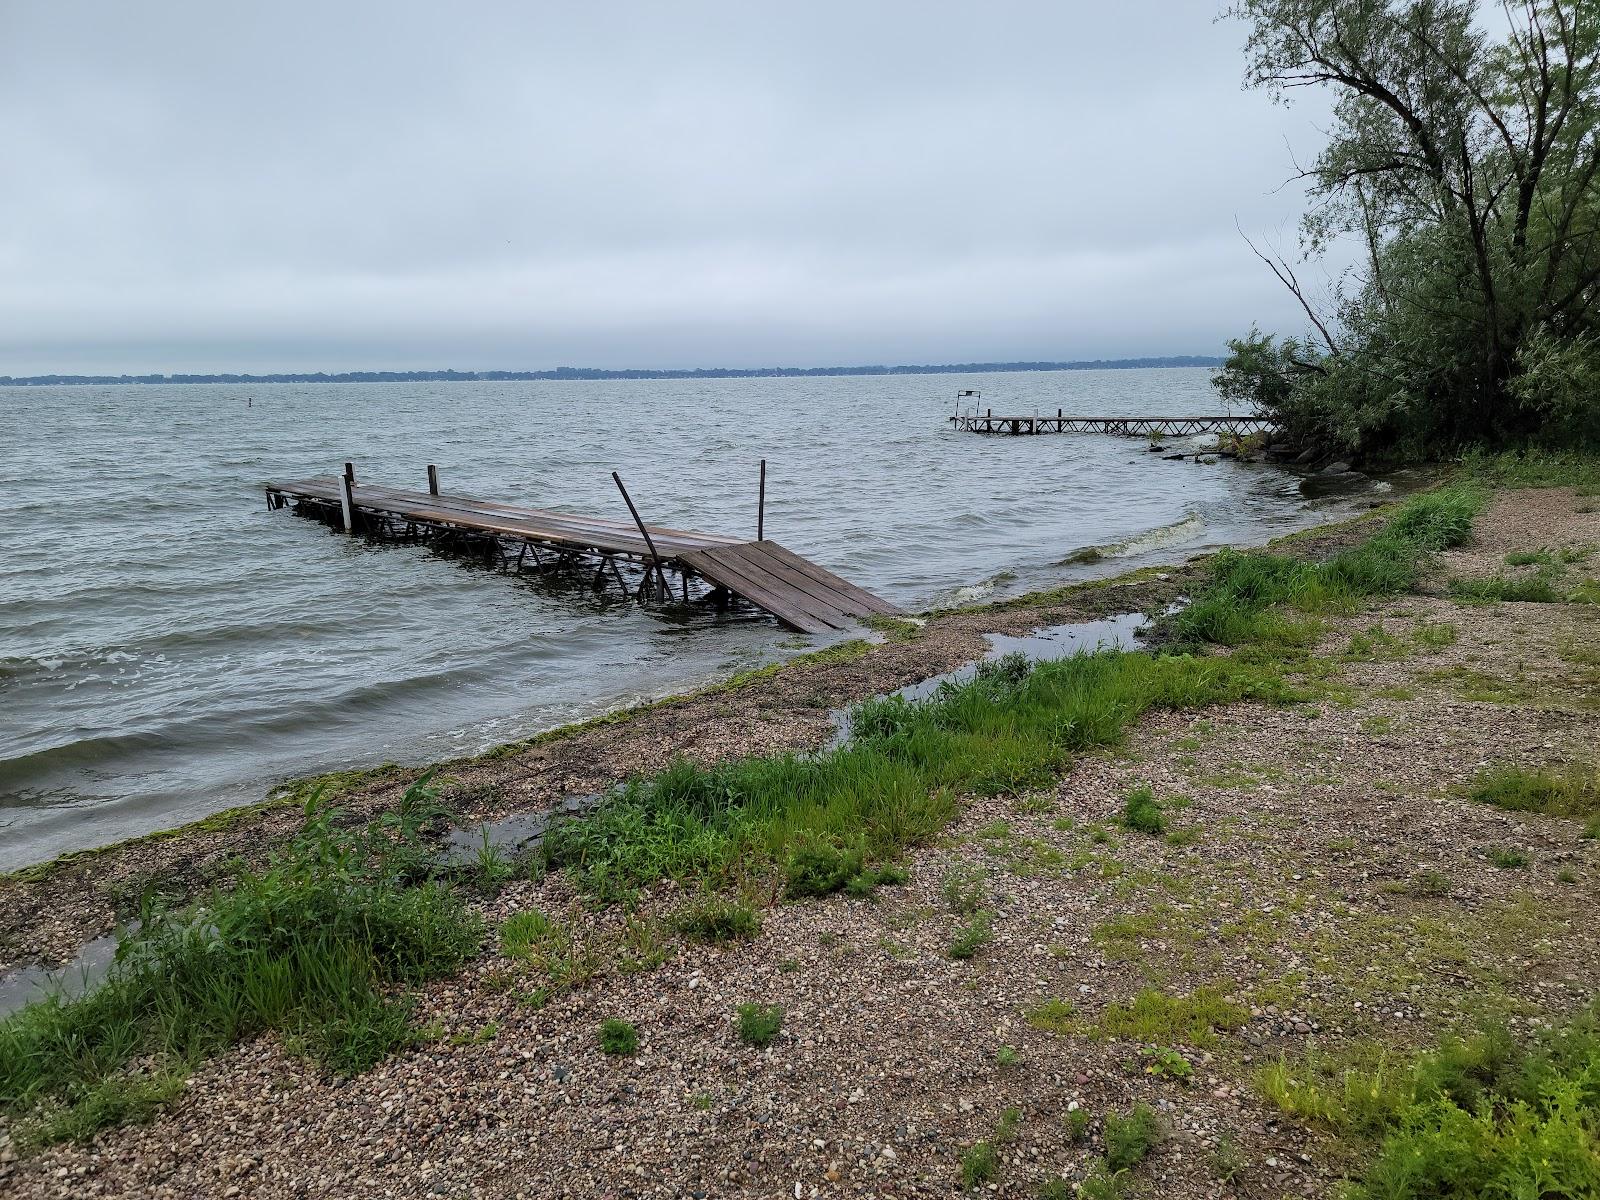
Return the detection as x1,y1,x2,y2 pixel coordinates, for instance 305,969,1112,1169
2,453,1599,1197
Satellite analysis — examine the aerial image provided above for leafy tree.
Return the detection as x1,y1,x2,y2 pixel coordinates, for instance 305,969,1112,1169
1223,1,1600,458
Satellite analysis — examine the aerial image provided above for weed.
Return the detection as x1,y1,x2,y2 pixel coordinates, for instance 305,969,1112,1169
1142,1046,1193,1080
1559,868,1579,884
1120,785,1166,835
1165,826,1201,847
734,1002,784,1047
784,838,865,898
449,1022,498,1047
597,1018,638,1056
1486,846,1529,869
1104,1102,1162,1170
13,1070,186,1150
1094,987,1248,1048
501,909,564,960
1411,619,1458,649
1025,998,1078,1034
948,911,994,960
1406,869,1454,898
1210,1133,1245,1183
960,1107,1022,1189
0,777,480,1142
1469,764,1600,821
617,915,673,974
1504,549,1555,566
468,830,516,897
996,1045,1021,1069
1448,574,1563,604
540,646,1311,905
942,865,987,916
1064,1103,1092,1144
1167,487,1486,649
670,895,762,943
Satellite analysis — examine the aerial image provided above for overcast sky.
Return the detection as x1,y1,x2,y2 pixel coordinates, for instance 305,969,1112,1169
0,2,1341,374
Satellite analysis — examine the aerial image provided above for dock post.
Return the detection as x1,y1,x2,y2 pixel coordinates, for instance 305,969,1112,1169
611,471,670,598
427,464,439,496
339,472,356,533
757,458,766,541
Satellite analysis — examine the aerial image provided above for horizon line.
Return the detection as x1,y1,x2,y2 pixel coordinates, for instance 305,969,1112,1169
0,354,1224,387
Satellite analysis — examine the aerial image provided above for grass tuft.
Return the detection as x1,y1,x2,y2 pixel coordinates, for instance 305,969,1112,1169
0,776,481,1144
735,1003,784,1047
597,1018,638,1056
1120,785,1166,835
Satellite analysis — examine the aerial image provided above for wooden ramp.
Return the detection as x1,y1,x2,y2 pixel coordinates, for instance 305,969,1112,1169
679,542,902,634
264,473,900,635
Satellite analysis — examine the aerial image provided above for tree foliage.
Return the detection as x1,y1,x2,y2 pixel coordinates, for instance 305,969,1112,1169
1221,1,1600,457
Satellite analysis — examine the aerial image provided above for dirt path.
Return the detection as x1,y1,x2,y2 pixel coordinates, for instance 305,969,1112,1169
4,489,1596,1198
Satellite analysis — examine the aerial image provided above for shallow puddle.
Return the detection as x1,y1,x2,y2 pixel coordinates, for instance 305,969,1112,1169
437,792,606,867
0,931,124,1019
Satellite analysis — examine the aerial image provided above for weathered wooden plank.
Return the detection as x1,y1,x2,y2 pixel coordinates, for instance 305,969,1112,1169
755,542,904,617
692,545,857,629
679,548,838,632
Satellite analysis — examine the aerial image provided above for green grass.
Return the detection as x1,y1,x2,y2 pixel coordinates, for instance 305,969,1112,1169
1092,987,1248,1048
960,1106,1022,1188
1469,764,1600,821
1025,998,1078,1033
670,894,762,943
1120,785,1166,835
1104,1102,1162,1170
735,1003,784,1047
1261,1007,1600,1199
539,649,1311,904
598,1018,638,1056
1462,449,1600,491
948,911,994,960
0,777,482,1146
1168,485,1487,648
1448,574,1564,603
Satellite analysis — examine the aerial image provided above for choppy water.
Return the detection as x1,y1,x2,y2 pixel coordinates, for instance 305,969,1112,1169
0,368,1381,870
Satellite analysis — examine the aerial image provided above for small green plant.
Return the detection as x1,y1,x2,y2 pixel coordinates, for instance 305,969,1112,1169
960,1106,1022,1189
948,910,994,960
671,895,762,943
1470,764,1600,820
1025,998,1078,1034
1486,845,1529,868
690,1091,714,1111
942,864,987,915
1063,1103,1092,1143
500,908,564,960
784,838,866,898
1093,987,1247,1047
1407,869,1453,897
735,1003,784,1047
1143,1046,1193,1080
449,1021,499,1047
598,1018,638,1056
1120,785,1166,835
1103,1102,1162,1171
1165,826,1201,847
1210,1133,1245,1183
469,830,516,897
996,1045,1021,1069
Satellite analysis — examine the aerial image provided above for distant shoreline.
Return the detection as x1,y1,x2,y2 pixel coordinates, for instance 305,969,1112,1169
0,355,1221,387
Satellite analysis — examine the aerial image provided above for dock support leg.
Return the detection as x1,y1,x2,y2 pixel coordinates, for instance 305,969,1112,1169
339,473,356,533
611,471,671,598
757,458,766,541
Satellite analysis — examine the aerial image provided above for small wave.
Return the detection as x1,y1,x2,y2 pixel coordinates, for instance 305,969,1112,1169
1058,513,1205,565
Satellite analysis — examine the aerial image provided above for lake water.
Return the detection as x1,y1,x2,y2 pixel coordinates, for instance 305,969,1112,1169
0,368,1381,869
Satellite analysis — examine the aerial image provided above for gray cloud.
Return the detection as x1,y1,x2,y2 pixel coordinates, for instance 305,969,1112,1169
0,1,1341,373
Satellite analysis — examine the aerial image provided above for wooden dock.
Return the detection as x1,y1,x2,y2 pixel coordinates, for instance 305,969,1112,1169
949,412,1275,438
263,467,901,634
